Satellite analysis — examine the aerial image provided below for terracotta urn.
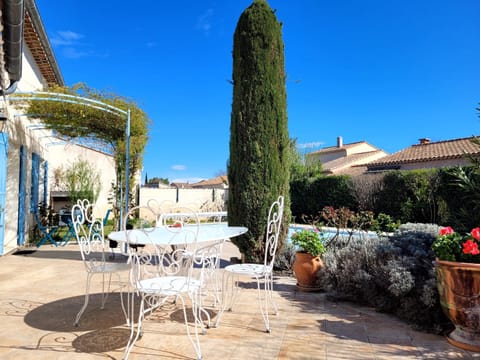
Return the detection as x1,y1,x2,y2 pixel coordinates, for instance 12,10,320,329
292,252,323,291
435,259,480,352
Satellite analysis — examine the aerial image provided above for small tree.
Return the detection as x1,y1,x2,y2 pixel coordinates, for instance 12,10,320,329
290,138,323,182
147,177,169,186
60,158,102,205
228,0,290,262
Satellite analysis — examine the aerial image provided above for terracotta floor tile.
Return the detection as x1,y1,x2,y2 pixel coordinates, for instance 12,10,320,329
0,245,478,359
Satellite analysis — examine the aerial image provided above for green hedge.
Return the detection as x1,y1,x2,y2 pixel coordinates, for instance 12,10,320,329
290,175,357,223
290,166,479,230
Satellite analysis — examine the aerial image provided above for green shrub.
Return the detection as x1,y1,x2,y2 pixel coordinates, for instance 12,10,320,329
436,166,480,232
290,176,358,223
290,165,480,234
290,229,326,257
374,170,439,224
371,213,400,233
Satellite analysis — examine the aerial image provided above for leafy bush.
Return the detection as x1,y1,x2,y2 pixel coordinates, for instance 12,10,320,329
374,170,439,224
290,176,358,222
290,165,480,233
436,166,480,232
318,223,452,334
60,159,102,204
371,213,400,233
290,229,326,256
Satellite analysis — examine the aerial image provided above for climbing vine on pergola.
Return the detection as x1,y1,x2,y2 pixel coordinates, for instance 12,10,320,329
16,83,150,221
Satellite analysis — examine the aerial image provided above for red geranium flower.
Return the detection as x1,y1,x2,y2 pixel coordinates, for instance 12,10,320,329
462,239,480,255
471,227,480,241
434,226,480,262
439,226,454,236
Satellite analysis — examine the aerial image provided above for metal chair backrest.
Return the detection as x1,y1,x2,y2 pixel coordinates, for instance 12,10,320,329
72,199,107,271
125,205,201,292
263,195,285,269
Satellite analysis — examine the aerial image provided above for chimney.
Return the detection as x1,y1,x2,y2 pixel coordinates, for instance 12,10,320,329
337,136,343,148
419,138,431,145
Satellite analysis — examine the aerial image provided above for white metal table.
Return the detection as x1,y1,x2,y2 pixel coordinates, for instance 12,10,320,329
108,223,248,246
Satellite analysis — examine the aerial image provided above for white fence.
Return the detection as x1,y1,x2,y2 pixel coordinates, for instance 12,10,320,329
139,187,228,212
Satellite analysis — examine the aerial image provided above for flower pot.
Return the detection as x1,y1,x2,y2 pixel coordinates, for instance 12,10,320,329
435,259,480,352
292,252,323,292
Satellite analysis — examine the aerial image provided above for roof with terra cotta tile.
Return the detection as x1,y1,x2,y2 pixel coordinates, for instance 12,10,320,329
322,151,384,173
24,0,64,86
368,137,480,167
192,175,228,188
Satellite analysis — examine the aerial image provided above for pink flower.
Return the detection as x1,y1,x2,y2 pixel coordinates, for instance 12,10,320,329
462,239,480,255
439,226,454,236
471,228,480,241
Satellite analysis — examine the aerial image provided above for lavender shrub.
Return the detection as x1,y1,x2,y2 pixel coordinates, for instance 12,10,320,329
318,223,452,334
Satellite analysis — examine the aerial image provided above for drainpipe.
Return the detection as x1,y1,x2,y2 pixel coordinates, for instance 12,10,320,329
1,0,24,95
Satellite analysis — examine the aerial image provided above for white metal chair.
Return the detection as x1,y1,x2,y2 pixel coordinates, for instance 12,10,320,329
123,205,212,360
160,209,226,309
215,195,284,332
72,199,130,327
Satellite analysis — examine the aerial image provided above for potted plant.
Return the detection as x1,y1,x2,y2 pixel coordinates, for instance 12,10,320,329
432,226,480,352
290,229,326,291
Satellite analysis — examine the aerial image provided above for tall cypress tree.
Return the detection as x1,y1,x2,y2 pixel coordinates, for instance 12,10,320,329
228,0,290,262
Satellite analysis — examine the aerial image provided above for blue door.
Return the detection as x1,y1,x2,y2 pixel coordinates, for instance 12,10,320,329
0,133,8,254
17,145,27,245
31,152,40,214
42,161,48,206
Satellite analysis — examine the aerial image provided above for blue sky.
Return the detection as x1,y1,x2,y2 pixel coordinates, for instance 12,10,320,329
36,0,480,183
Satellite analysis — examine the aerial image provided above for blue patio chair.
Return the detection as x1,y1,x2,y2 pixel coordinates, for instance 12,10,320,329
34,211,59,247
59,219,76,246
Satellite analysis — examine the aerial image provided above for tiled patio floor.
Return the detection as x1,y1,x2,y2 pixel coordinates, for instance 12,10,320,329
0,243,479,359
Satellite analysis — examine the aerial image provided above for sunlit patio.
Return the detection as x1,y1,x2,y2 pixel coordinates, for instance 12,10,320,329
0,243,477,360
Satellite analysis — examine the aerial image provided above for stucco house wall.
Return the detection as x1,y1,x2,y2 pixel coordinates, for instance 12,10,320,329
390,158,471,171
309,148,347,164
2,51,48,254
306,138,388,176
308,138,381,164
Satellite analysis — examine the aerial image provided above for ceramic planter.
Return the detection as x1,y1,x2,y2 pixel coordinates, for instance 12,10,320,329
292,252,323,292
435,259,480,352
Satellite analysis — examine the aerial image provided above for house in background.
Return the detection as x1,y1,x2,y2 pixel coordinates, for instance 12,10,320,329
365,137,480,172
305,136,480,178
305,136,388,176
156,175,228,190
191,175,228,189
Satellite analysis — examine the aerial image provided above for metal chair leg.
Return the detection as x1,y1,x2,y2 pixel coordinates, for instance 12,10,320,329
74,273,93,326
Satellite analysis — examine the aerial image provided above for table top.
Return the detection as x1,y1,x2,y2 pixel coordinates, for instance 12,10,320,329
108,223,248,246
